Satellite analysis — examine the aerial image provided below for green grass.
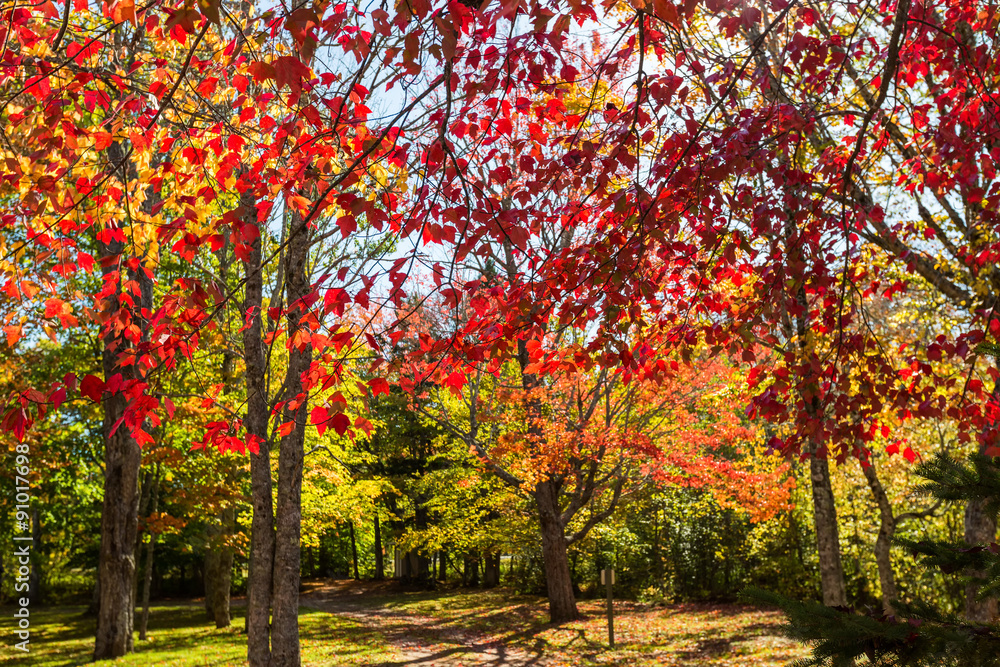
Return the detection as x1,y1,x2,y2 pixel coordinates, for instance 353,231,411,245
0,603,393,666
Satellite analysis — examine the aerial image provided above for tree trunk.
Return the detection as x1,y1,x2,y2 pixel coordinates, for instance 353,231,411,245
212,521,233,629
204,511,235,629
132,470,153,620
793,277,847,608
373,515,384,580
652,504,662,581
966,377,1000,622
93,333,143,660
205,548,220,620
86,577,100,617
206,234,236,630
464,553,480,587
860,460,898,614
966,493,998,622
809,455,848,606
349,521,360,580
93,185,150,658
242,192,275,667
29,508,42,604
535,479,580,622
512,315,578,621
483,553,500,588
139,467,159,641
437,550,446,581
319,533,331,578
270,209,312,667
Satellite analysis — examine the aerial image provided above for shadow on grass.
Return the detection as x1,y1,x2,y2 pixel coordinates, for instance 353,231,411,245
372,618,554,667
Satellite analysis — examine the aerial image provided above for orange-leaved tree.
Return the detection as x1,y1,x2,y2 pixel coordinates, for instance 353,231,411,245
412,341,791,621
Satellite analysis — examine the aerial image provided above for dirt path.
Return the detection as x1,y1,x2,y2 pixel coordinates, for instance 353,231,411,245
300,580,548,666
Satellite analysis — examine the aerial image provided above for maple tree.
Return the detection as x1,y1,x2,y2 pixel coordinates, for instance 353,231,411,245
410,325,791,620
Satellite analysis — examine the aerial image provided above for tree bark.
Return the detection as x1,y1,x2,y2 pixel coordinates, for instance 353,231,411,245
132,470,153,619
270,209,312,666
93,319,143,660
208,227,236,630
535,479,580,622
463,552,480,587
205,547,220,620
242,192,275,667
792,276,847,608
483,553,500,588
212,523,233,628
93,179,151,658
965,494,998,622
373,514,384,580
809,455,848,606
204,524,233,628
860,460,898,614
319,533,331,577
139,467,159,641
511,313,580,622
966,378,1000,622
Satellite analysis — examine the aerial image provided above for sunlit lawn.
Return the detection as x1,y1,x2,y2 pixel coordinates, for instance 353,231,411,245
1,587,809,666
0,604,392,666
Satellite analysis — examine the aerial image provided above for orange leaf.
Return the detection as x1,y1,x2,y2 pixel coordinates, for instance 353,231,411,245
4,325,21,347
93,131,113,150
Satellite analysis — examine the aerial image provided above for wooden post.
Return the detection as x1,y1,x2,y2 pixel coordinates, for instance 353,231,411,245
602,568,615,647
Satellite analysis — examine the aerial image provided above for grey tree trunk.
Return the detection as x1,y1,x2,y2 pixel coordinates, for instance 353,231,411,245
270,210,312,666
809,455,848,606
242,193,275,666
93,177,151,658
535,479,580,622
860,460,898,614
139,467,159,641
792,279,847,608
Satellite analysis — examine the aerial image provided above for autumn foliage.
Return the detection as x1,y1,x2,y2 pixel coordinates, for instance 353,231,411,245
6,0,1000,660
